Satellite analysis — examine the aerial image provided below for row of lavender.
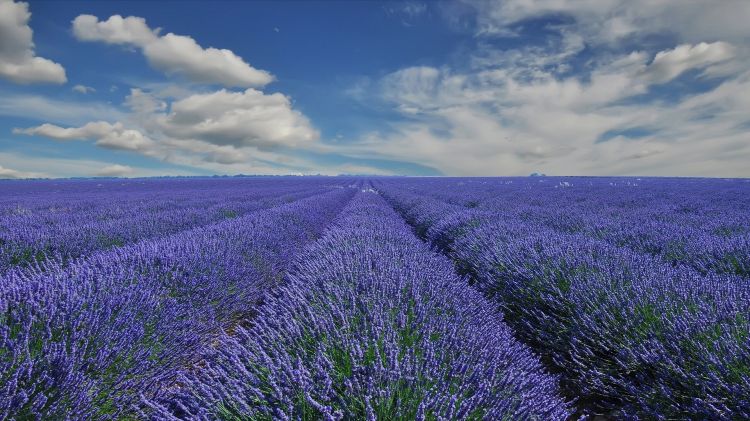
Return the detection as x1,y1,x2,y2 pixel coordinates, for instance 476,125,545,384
1,180,356,419
142,190,570,419
390,177,750,278
376,178,750,419
0,178,340,272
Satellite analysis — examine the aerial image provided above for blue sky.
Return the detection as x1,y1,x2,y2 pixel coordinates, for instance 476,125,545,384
1,0,749,178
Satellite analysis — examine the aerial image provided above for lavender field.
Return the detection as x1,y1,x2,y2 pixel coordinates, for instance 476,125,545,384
1,176,749,420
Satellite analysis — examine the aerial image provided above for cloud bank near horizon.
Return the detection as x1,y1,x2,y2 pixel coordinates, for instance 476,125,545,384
1,0,749,178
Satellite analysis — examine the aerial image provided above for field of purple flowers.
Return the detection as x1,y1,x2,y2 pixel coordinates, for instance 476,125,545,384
1,176,748,419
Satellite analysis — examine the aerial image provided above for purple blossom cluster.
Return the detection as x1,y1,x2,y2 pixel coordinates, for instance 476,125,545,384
1,181,355,419
377,178,750,419
383,177,750,279
0,178,334,272
3,176,747,419
143,191,570,420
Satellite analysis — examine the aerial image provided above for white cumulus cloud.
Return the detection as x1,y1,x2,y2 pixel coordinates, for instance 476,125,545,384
14,86,320,169
72,84,96,94
158,88,319,149
0,0,66,84
642,42,735,84
95,164,134,177
72,14,273,87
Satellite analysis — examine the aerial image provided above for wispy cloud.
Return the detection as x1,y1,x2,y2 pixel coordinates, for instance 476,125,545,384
383,1,429,27
0,163,44,179
0,151,200,178
0,93,124,125
72,84,96,94
95,164,134,177
464,0,750,45
338,0,750,176
4,0,749,177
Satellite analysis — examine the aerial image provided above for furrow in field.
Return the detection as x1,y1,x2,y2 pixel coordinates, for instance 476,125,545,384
141,188,570,420
0,183,331,273
384,178,750,279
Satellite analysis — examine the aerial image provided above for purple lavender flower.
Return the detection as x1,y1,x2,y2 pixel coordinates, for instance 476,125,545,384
146,191,570,419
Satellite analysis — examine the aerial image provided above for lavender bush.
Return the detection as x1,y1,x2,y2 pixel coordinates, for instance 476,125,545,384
379,177,750,278
377,181,750,418
0,178,336,272
0,186,355,419
144,191,569,420
3,176,747,419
